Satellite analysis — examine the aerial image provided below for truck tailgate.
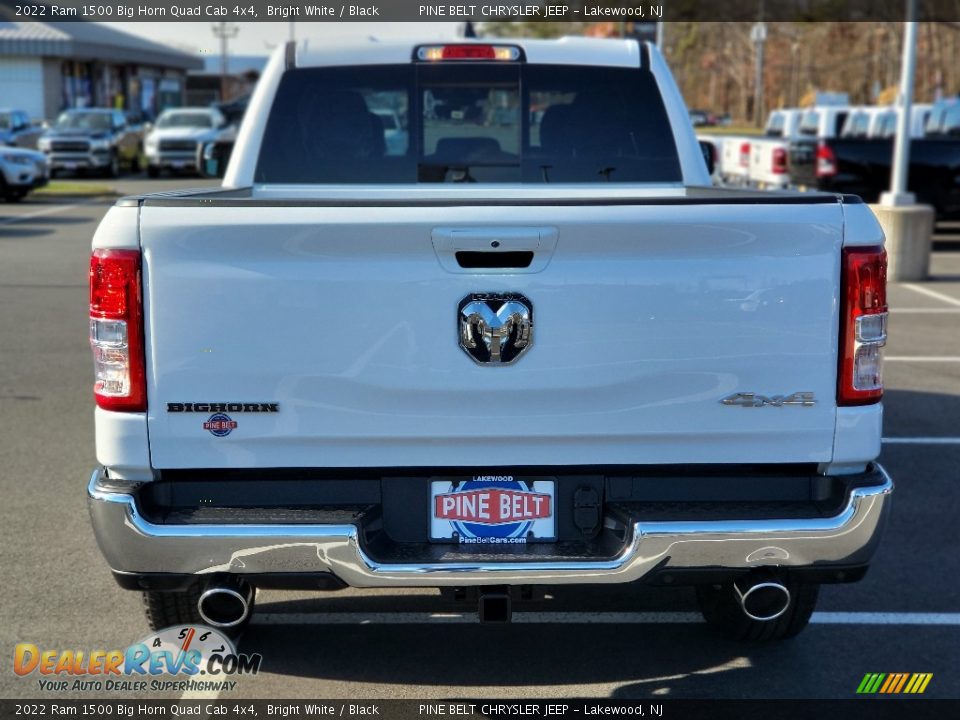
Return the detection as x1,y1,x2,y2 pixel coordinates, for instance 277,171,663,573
140,200,843,469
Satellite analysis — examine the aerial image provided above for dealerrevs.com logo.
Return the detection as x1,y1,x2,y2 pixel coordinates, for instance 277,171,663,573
14,625,261,693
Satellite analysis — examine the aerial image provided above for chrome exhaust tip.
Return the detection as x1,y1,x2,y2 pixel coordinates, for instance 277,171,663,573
734,580,791,622
197,579,253,629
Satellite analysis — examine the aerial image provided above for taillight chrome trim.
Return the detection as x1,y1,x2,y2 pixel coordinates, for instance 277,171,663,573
838,246,888,406
89,249,146,412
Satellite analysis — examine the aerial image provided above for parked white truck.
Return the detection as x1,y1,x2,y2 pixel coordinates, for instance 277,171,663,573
87,37,893,641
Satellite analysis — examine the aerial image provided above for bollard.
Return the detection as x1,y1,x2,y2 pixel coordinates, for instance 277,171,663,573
868,203,935,282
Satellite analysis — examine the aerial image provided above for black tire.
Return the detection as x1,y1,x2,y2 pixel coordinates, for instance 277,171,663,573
146,165,160,179
129,151,141,173
105,152,120,178
5,190,26,202
142,587,204,631
696,579,819,641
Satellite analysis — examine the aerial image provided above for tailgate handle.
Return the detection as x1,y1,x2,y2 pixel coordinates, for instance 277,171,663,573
431,227,557,274
435,228,542,252
455,251,534,269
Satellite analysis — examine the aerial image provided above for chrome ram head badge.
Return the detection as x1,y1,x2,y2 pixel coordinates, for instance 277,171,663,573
458,293,533,365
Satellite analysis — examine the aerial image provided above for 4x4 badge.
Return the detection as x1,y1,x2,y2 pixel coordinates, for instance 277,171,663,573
721,392,816,407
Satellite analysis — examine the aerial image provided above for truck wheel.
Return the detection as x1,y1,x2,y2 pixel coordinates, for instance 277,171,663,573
105,152,120,178
142,587,204,631
696,579,819,641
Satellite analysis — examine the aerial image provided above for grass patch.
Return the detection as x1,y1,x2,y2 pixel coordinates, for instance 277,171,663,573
35,181,118,197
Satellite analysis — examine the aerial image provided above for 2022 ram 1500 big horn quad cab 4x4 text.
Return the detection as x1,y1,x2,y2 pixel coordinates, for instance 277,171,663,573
87,38,893,641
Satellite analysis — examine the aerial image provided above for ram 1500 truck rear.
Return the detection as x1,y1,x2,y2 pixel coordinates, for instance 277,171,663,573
87,37,893,641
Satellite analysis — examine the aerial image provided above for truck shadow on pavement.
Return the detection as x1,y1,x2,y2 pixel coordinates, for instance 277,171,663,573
238,606,953,698
238,615,761,695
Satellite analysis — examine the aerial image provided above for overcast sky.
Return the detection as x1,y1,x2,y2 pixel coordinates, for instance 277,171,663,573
104,22,465,57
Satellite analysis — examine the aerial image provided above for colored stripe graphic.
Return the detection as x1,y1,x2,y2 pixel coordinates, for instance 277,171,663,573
893,673,910,693
856,673,886,694
878,674,897,693
857,672,932,694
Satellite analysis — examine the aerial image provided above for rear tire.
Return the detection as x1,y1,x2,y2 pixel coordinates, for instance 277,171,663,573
142,587,203,631
696,579,819,641
104,152,120,178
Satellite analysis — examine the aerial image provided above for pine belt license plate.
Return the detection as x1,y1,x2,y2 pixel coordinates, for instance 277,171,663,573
430,477,556,544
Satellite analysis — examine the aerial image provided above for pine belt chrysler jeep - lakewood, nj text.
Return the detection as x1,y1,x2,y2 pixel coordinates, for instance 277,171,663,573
86,37,893,641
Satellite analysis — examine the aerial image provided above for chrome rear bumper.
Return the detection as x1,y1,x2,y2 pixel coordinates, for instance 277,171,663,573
87,466,892,588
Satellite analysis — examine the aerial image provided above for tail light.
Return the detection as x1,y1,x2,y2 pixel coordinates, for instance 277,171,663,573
772,147,788,174
816,142,837,178
89,249,146,412
739,142,751,168
838,246,887,406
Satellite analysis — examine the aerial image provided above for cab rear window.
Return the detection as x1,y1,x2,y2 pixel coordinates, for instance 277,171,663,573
255,64,682,184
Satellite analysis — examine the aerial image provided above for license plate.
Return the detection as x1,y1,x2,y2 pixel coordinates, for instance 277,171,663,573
429,477,556,544
63,162,77,170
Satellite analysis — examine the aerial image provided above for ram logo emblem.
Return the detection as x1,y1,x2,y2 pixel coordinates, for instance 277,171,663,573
458,293,533,365
721,392,817,408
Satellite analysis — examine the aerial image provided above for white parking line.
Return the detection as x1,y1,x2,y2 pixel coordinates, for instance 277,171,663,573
883,437,960,445
0,203,79,225
889,308,960,314
812,612,960,625
885,356,960,362
250,611,960,626
900,283,960,307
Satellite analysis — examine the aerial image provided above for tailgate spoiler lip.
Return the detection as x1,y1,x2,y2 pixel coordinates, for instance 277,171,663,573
118,187,861,209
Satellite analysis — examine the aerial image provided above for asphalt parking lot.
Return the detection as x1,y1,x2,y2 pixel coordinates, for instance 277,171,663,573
1,178,958,701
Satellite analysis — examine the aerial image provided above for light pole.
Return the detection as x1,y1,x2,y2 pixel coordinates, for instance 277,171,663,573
211,22,239,102
751,20,767,127
872,0,934,283
882,3,918,206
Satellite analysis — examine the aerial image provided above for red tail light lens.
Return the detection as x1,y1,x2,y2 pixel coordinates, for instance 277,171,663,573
739,142,751,168
772,147,788,174
89,249,146,412
838,246,887,406
816,142,837,178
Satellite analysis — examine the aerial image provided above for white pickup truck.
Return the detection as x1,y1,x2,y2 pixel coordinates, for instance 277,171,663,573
87,37,893,642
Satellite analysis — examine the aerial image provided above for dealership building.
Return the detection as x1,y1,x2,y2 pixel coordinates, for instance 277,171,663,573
0,21,203,121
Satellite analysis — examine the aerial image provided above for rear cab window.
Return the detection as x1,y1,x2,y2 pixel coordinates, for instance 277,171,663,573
925,100,960,137
765,112,785,138
842,112,869,138
798,111,819,137
255,60,682,184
